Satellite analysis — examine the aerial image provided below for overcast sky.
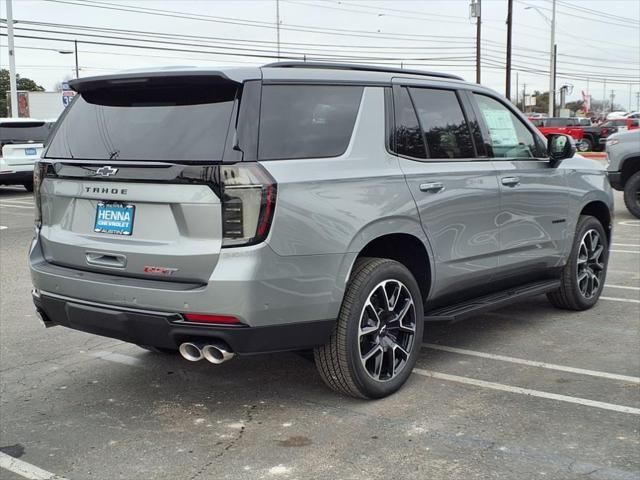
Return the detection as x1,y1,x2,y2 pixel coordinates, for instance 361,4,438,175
1,0,639,110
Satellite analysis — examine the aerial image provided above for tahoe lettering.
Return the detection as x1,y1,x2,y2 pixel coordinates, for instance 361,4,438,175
85,186,128,195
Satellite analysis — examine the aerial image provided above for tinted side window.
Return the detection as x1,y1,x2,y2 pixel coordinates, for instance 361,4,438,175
258,85,363,160
409,88,475,159
393,87,426,159
474,94,544,159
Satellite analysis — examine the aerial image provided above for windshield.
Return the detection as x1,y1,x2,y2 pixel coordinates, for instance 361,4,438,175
45,81,238,161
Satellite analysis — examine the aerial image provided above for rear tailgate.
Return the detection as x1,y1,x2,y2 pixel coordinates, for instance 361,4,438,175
39,175,222,283
2,143,43,167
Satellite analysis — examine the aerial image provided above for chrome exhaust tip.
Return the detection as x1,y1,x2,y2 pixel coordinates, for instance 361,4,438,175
202,342,235,365
179,342,204,362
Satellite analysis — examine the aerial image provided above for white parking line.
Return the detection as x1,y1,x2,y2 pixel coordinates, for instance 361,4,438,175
0,199,34,205
0,204,34,210
88,351,142,367
0,196,33,202
610,249,639,254
414,369,640,415
0,452,70,480
422,343,640,383
0,226,6,230
606,285,640,291
600,296,640,304
618,220,640,227
612,243,640,248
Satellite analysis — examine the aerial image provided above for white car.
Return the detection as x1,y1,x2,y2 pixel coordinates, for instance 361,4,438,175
606,111,628,120
0,118,55,191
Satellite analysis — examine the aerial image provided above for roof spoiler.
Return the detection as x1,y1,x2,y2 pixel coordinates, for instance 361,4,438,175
68,68,261,93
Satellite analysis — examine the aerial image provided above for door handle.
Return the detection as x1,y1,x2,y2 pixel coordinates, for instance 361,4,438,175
419,182,444,193
501,176,520,187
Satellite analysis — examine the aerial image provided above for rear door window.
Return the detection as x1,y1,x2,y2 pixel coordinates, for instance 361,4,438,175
45,81,238,161
409,87,475,159
258,85,363,160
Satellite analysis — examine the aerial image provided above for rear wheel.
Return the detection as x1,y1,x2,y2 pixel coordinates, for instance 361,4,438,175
314,258,424,399
577,138,592,152
623,171,640,218
23,181,34,192
547,215,608,310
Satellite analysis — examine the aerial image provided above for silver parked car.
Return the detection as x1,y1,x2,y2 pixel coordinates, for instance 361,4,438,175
606,129,640,218
30,63,613,398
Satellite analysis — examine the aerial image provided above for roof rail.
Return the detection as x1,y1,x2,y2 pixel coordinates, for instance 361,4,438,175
263,62,464,81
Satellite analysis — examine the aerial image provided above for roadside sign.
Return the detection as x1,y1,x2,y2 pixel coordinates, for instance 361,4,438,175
62,90,76,107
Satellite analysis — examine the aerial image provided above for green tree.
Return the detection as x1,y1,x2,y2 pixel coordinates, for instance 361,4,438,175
0,69,45,116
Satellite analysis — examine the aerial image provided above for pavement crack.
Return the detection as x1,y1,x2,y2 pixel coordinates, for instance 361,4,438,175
188,404,257,480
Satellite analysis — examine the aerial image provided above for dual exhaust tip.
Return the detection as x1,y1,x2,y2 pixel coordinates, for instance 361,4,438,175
179,341,234,364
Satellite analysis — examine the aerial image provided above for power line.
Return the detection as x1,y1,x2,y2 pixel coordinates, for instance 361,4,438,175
43,0,476,43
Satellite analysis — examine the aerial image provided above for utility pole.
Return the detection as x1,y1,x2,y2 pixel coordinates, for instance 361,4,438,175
603,79,607,114
470,0,481,84
628,83,632,112
552,44,557,116
515,72,519,107
505,0,513,100
523,83,527,113
636,91,640,112
610,90,615,112
548,0,556,117
6,0,18,117
276,0,281,60
74,40,79,79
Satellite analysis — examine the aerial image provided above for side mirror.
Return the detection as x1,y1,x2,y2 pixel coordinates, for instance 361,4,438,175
547,134,576,165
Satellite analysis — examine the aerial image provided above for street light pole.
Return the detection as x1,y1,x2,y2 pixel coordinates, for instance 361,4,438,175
548,0,556,117
6,0,18,117
505,0,513,100
74,40,79,78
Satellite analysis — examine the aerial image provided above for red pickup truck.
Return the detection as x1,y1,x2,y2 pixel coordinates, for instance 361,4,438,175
531,117,590,151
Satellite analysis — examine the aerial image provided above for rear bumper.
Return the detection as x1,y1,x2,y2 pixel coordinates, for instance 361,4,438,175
0,169,33,185
607,171,624,191
30,236,353,328
33,290,335,354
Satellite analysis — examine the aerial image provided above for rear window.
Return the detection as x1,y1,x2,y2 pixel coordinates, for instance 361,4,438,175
258,85,363,160
544,118,570,127
0,122,54,144
45,81,238,161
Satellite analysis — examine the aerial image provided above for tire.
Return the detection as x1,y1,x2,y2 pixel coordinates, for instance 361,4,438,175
623,171,640,219
577,138,592,152
137,344,177,354
547,215,608,310
23,181,34,192
314,258,424,399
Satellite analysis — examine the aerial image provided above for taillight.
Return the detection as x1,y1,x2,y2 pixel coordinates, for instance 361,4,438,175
33,161,46,230
601,128,608,136
183,313,242,325
219,163,277,247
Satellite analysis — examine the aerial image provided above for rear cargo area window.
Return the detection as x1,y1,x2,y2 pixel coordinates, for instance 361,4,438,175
45,82,238,161
258,85,363,160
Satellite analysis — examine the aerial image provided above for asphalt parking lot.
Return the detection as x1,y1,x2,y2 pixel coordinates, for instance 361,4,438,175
0,185,638,480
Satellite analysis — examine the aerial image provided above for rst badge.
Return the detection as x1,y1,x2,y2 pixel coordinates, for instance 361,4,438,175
143,266,179,276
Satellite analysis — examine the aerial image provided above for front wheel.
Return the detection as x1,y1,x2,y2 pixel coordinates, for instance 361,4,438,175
314,258,424,399
547,215,608,310
623,171,640,219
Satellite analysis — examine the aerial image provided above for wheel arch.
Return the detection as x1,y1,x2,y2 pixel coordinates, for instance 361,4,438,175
579,200,612,243
620,157,640,186
345,221,433,302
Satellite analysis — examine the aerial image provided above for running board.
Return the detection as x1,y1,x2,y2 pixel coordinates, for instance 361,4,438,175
424,279,561,323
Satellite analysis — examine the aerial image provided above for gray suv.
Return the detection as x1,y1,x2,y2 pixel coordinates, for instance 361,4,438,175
606,129,640,218
30,63,613,398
